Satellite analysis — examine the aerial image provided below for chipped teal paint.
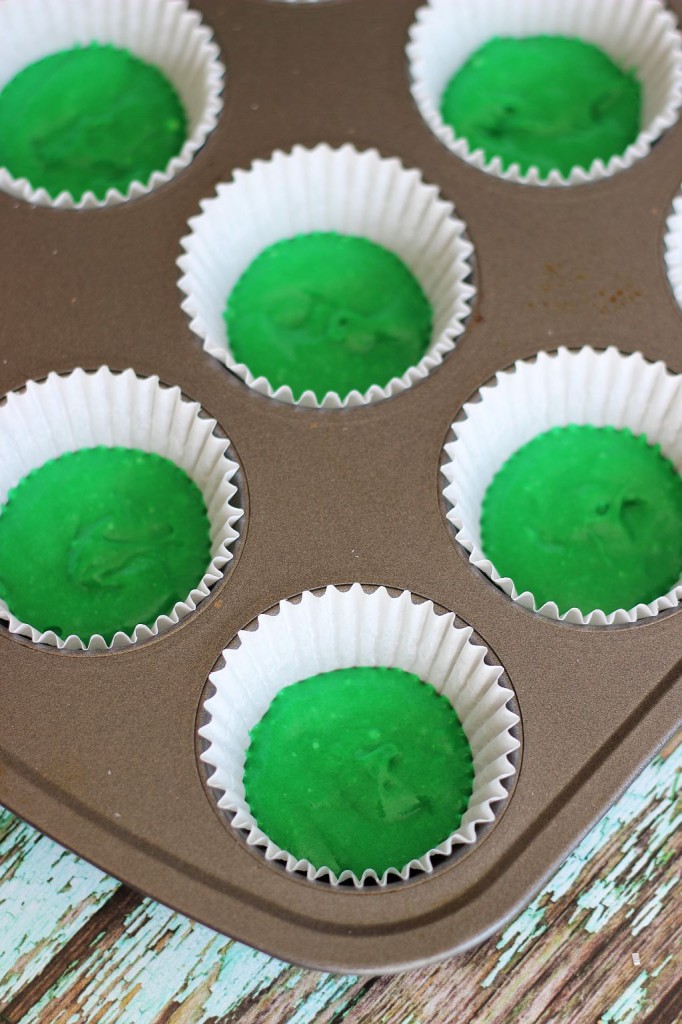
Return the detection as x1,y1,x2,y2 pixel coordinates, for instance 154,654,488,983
480,903,548,984
601,970,650,1024
651,952,673,977
282,972,359,1024
182,938,288,1019
483,750,681,989
573,756,680,936
600,946,679,1024
22,901,288,1023
0,817,118,1005
20,897,358,1024
629,875,678,936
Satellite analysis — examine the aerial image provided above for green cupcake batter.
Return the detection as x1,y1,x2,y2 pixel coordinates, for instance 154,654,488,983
440,36,641,177
224,232,433,402
480,425,682,614
243,666,474,878
0,42,187,199
0,447,211,642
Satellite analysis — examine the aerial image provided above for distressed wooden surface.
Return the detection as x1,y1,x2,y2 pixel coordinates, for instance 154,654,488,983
0,740,679,1024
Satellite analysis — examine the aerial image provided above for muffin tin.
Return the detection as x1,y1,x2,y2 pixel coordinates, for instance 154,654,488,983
0,0,681,975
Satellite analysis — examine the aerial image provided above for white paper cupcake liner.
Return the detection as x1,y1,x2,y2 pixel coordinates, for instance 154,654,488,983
0,0,224,209
442,346,682,625
199,584,520,887
408,0,682,187
664,192,682,309
0,367,243,650
178,144,475,409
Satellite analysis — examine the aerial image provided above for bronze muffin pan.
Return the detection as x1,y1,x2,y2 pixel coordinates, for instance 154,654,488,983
1,0,682,975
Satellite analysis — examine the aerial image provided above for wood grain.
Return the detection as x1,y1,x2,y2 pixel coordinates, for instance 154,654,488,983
0,808,118,1007
0,742,679,1024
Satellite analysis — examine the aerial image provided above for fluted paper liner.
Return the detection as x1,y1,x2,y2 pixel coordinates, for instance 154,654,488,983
408,0,682,187
664,192,682,309
0,0,224,209
199,584,519,887
0,367,242,650
178,144,475,409
442,346,682,625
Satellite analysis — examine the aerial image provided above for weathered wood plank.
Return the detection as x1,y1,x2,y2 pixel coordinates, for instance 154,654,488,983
0,744,678,1024
3,889,143,1024
0,813,119,1007
12,902,359,1024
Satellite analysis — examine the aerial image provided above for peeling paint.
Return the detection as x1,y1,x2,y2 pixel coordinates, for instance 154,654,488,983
600,970,649,1024
282,972,359,1024
651,953,673,978
483,752,680,989
629,875,678,937
481,906,547,987
22,903,292,1024
157,961,221,1024
0,821,118,1003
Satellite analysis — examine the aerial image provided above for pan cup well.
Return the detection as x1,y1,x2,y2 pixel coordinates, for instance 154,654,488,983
199,584,520,888
408,0,682,186
178,144,475,409
0,367,243,650
0,0,224,208
442,346,682,626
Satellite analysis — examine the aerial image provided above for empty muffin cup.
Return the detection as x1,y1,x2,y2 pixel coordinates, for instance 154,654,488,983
178,143,475,409
408,0,682,186
0,367,242,650
0,0,224,208
442,346,682,625
199,584,520,887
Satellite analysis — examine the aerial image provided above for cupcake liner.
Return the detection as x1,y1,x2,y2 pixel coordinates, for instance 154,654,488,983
199,584,520,887
442,346,682,625
0,367,243,650
664,192,682,309
178,143,475,409
0,0,224,209
408,0,682,187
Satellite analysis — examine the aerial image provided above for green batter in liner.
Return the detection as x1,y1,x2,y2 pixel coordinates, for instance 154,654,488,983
243,666,474,879
440,36,641,177
480,425,682,615
224,232,433,402
0,42,187,199
0,447,211,643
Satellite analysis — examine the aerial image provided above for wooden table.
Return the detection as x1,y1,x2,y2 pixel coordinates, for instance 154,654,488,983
0,738,679,1024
